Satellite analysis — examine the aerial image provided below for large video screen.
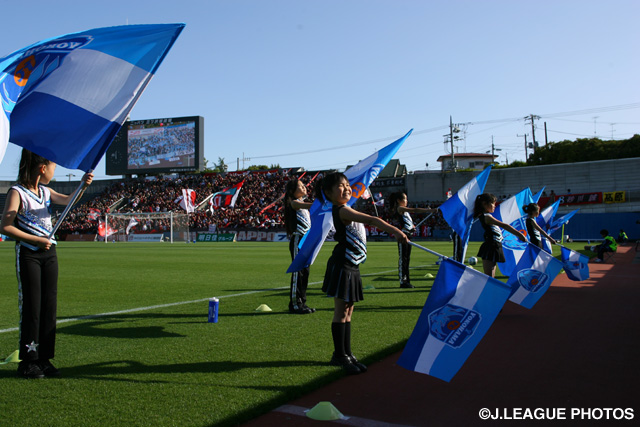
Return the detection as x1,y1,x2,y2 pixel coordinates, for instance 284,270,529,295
106,116,204,176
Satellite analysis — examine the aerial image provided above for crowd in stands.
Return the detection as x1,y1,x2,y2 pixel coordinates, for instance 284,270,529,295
56,170,450,237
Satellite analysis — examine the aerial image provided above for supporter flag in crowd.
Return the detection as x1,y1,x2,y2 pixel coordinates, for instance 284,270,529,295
126,217,139,235
98,218,117,237
547,208,579,235
87,208,101,222
177,189,196,213
0,24,185,170
561,246,590,281
537,200,560,253
398,258,511,382
495,188,534,277
439,165,492,247
212,180,244,209
287,129,413,273
507,243,563,309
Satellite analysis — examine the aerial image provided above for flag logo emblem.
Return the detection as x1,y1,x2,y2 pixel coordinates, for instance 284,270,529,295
429,304,481,348
516,269,548,293
503,217,528,250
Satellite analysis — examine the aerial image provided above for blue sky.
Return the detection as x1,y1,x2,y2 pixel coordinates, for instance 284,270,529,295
1,0,639,180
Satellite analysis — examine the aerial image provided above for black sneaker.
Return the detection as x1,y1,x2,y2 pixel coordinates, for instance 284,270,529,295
17,361,45,379
38,359,61,377
289,306,313,314
400,282,415,288
302,305,316,313
329,353,362,375
348,354,368,372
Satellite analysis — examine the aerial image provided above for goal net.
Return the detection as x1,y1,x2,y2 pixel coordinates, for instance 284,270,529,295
104,212,189,243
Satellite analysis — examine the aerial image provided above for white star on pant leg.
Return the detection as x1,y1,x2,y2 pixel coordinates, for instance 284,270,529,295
26,341,39,353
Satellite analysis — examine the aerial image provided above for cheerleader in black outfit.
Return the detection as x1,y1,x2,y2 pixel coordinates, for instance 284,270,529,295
283,178,315,314
474,193,526,278
317,173,408,374
523,203,556,251
0,149,93,379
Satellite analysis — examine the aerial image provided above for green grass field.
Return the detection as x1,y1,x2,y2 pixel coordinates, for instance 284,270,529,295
0,240,585,426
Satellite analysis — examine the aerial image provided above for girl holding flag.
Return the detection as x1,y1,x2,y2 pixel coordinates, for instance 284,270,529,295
523,203,556,250
474,193,526,277
283,178,315,314
0,149,93,379
316,173,408,374
389,192,436,288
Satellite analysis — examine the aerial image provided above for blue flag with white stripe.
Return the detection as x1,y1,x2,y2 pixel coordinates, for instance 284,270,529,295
561,246,590,281
507,243,563,309
537,200,560,253
398,258,511,382
0,24,184,171
495,188,534,277
286,129,413,273
548,208,579,235
439,166,492,244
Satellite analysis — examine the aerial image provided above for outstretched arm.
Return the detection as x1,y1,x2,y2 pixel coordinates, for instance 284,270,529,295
339,206,409,244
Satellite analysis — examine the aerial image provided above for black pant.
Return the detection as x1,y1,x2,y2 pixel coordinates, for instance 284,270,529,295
289,235,309,310
398,240,412,284
17,245,58,362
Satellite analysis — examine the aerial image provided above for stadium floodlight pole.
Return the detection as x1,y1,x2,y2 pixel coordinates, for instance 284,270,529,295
409,241,447,260
48,169,93,240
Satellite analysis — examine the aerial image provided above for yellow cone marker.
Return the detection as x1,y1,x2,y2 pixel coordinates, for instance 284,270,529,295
306,401,345,421
255,304,272,312
424,273,434,278
0,350,20,365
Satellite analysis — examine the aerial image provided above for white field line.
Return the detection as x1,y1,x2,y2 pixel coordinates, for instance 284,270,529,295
0,265,430,335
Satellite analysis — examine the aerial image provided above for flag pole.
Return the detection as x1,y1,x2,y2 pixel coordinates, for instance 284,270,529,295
48,169,92,239
409,241,447,260
414,211,435,228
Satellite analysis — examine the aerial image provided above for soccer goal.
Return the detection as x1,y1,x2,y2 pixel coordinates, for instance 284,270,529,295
104,212,189,243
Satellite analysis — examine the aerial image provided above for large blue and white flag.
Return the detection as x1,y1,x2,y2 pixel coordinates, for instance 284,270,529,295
398,258,511,382
439,166,492,243
0,24,184,171
507,243,563,309
561,246,590,281
287,129,413,273
537,200,560,253
495,188,534,277
547,208,579,235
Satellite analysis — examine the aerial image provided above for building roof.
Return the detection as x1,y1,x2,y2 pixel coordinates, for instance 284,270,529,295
437,153,498,162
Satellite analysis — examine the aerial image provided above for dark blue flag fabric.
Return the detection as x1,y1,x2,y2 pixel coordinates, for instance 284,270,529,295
561,246,590,281
398,258,511,382
507,243,563,309
286,129,413,273
439,166,492,244
495,188,534,277
0,24,184,171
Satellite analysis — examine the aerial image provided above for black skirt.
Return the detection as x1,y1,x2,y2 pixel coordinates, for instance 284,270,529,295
322,258,364,303
477,240,505,263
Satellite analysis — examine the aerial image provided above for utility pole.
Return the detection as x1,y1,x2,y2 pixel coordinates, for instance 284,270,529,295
525,114,540,148
517,134,529,161
486,136,502,165
449,116,455,172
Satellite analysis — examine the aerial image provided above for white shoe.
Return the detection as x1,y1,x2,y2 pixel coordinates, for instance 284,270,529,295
594,259,602,263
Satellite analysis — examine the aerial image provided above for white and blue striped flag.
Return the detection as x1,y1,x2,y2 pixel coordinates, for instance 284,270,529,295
398,258,511,382
287,129,413,273
548,208,579,235
0,24,184,170
439,166,492,244
537,200,560,253
495,188,534,277
507,243,563,309
561,246,590,281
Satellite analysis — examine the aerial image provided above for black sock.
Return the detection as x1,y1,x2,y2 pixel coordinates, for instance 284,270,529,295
344,322,352,356
331,322,346,356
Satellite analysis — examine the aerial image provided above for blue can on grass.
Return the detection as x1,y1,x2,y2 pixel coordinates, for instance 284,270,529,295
208,298,219,323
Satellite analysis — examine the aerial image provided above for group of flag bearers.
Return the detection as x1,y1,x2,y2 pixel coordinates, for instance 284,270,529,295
287,145,590,380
